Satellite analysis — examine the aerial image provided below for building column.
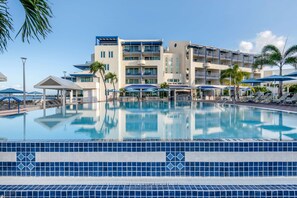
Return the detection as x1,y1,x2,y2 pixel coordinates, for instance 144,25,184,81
62,89,66,116
43,89,46,110
70,90,73,104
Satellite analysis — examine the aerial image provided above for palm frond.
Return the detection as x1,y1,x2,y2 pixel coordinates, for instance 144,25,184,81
284,45,297,58
284,57,297,65
0,0,13,52
262,44,282,56
17,0,53,43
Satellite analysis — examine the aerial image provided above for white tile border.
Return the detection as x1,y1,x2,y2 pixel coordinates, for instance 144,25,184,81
185,152,297,162
36,152,165,162
1,176,297,185
0,152,15,162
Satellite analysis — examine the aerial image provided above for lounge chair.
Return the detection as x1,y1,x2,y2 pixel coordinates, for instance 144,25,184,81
273,93,290,104
254,93,270,103
284,93,297,104
260,95,273,103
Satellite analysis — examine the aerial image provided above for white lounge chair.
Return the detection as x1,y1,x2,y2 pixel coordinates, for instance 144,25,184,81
273,93,290,104
284,93,297,104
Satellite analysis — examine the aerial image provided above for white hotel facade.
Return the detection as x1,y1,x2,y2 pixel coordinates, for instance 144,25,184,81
69,36,261,102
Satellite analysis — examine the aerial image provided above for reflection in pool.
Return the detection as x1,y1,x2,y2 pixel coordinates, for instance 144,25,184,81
0,101,297,141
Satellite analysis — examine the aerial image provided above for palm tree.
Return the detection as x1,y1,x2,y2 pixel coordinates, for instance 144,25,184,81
220,64,250,100
255,44,297,96
160,82,169,98
90,61,107,101
105,72,118,100
0,0,53,52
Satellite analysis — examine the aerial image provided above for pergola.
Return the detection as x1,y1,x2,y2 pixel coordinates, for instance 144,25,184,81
34,76,82,110
0,72,7,82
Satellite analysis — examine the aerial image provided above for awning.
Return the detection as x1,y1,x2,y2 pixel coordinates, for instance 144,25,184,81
0,72,7,82
70,73,94,77
34,76,82,90
125,84,157,90
0,88,24,94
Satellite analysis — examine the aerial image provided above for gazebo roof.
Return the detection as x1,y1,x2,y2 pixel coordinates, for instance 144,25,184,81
34,76,82,90
0,72,7,82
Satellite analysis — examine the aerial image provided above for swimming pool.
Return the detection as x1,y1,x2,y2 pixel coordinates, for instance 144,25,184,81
0,101,297,141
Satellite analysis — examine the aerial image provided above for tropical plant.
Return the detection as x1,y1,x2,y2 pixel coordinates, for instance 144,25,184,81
119,87,125,97
252,86,271,94
220,64,250,100
160,82,169,98
105,72,118,100
284,84,297,93
0,0,53,52
255,44,297,96
160,82,169,89
90,61,107,101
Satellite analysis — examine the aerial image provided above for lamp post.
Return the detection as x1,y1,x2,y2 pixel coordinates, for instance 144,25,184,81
21,57,27,109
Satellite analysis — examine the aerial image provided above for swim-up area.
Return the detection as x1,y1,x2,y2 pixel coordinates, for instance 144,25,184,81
0,101,297,141
1,101,297,197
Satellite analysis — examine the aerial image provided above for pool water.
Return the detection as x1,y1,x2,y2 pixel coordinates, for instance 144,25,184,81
0,101,297,141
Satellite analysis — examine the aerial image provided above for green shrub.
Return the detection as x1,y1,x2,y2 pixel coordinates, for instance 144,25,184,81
252,86,271,94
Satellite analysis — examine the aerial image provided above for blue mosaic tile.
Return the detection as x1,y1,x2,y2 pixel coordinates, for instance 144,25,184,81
27,163,35,171
177,153,184,161
167,153,174,161
27,153,34,161
167,163,174,170
177,163,184,170
17,163,24,170
17,153,25,161
0,184,297,198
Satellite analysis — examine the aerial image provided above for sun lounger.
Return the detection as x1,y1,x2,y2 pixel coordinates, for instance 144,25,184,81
284,93,297,104
260,95,273,103
254,93,270,103
273,93,290,104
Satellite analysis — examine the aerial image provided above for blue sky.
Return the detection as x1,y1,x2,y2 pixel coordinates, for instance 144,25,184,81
1,0,297,91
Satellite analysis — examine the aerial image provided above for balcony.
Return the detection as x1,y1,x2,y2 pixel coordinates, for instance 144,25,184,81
142,71,157,77
195,73,220,79
126,72,141,77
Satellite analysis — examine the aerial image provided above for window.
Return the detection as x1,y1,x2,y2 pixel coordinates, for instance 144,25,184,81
126,68,140,75
144,56,160,60
80,77,93,82
124,56,139,60
176,57,180,73
100,51,105,58
108,51,113,58
126,79,140,84
145,79,157,84
165,57,168,73
104,64,110,70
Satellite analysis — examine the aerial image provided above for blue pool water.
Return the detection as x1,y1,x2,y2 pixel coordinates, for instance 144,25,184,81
0,101,297,141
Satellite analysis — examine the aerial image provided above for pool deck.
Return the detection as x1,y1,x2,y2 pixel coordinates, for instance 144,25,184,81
200,100,297,113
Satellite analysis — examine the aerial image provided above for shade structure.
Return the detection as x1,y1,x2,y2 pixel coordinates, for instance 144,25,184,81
285,71,297,77
28,91,43,95
0,88,24,94
0,72,7,82
126,89,140,93
157,88,169,92
241,78,262,84
125,84,157,90
197,85,221,90
258,75,295,82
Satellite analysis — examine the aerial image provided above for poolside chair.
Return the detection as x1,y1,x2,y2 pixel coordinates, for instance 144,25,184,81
273,93,290,104
260,95,273,104
242,92,263,102
284,93,297,104
254,93,270,103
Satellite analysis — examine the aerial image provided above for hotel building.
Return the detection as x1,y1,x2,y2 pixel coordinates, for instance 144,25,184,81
69,36,261,102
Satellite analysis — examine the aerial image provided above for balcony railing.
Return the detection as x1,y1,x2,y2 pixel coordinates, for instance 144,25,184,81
195,73,220,78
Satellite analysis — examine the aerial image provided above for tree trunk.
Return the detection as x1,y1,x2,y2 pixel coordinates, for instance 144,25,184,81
112,82,116,101
100,72,107,102
279,66,283,97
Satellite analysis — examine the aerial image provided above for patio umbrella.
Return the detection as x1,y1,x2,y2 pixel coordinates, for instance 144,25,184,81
0,88,24,110
285,71,297,77
258,75,295,98
0,72,7,82
241,78,262,84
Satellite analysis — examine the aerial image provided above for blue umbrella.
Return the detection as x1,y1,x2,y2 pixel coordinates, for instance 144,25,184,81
241,78,262,84
258,75,295,98
258,75,295,82
0,88,24,110
0,88,24,94
197,85,221,90
285,71,297,77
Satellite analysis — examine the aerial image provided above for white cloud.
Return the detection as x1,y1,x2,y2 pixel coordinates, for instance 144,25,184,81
239,41,253,53
239,31,286,53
